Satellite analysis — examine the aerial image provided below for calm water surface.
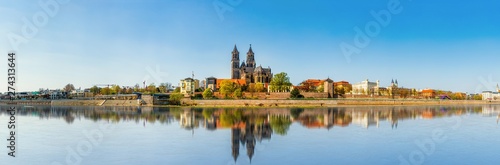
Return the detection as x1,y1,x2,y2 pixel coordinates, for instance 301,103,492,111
1,105,500,165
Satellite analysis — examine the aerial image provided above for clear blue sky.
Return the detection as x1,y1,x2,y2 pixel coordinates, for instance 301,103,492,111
1,0,499,93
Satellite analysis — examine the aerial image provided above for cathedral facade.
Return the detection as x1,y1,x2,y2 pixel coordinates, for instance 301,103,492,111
231,45,273,84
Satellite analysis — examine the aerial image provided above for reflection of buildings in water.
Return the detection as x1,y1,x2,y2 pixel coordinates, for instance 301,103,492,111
422,109,435,119
179,110,199,130
296,109,335,129
482,105,500,117
388,109,398,129
204,117,217,131
231,122,272,163
351,110,380,129
231,128,240,163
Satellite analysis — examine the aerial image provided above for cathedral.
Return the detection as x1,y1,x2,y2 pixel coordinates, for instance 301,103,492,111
231,44,273,84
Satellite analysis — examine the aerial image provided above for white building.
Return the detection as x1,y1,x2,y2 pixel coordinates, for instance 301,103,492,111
482,84,500,101
482,91,500,101
352,79,379,95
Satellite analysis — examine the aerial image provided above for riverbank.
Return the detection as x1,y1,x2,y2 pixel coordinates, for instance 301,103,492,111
0,99,499,107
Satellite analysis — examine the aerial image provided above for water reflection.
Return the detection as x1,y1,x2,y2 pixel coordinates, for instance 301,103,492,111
1,105,500,163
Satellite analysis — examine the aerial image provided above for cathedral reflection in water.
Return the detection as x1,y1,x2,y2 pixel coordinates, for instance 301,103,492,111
2,104,500,163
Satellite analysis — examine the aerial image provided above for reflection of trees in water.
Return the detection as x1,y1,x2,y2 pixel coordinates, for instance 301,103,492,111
3,105,499,128
290,108,304,119
269,115,292,135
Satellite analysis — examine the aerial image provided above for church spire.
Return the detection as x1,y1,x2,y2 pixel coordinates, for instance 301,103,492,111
246,44,255,68
231,45,241,79
232,44,239,60
248,44,253,54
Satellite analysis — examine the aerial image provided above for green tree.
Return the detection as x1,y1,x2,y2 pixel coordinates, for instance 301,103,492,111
219,80,236,98
255,82,265,92
290,88,301,98
270,72,292,92
111,85,121,95
173,87,181,93
158,83,168,93
202,88,213,99
169,93,184,105
473,94,482,100
101,87,111,95
317,85,324,93
147,83,157,94
234,88,243,99
90,86,100,95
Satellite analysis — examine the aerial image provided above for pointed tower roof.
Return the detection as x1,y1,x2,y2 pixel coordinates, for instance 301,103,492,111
391,79,394,84
232,44,239,53
248,44,254,54
395,79,398,84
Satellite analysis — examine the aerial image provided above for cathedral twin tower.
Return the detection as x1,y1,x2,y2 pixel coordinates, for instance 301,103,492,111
230,44,273,84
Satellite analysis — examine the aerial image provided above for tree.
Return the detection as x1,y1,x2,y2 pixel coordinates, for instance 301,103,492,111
317,85,324,93
125,87,133,94
173,87,181,93
290,88,301,98
473,94,482,100
255,82,265,92
100,87,111,95
111,85,121,95
159,82,172,93
134,84,141,92
169,93,184,105
219,80,236,98
270,72,292,92
202,88,213,99
298,80,316,92
90,86,100,95
234,88,243,99
63,84,75,92
399,89,409,98
147,83,157,94
335,86,345,95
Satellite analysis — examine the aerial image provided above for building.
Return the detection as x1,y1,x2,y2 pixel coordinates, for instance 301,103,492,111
179,78,200,94
205,77,217,91
482,91,500,101
352,79,379,95
231,45,273,84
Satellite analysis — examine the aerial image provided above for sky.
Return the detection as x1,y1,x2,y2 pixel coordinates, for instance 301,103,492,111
1,0,499,93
